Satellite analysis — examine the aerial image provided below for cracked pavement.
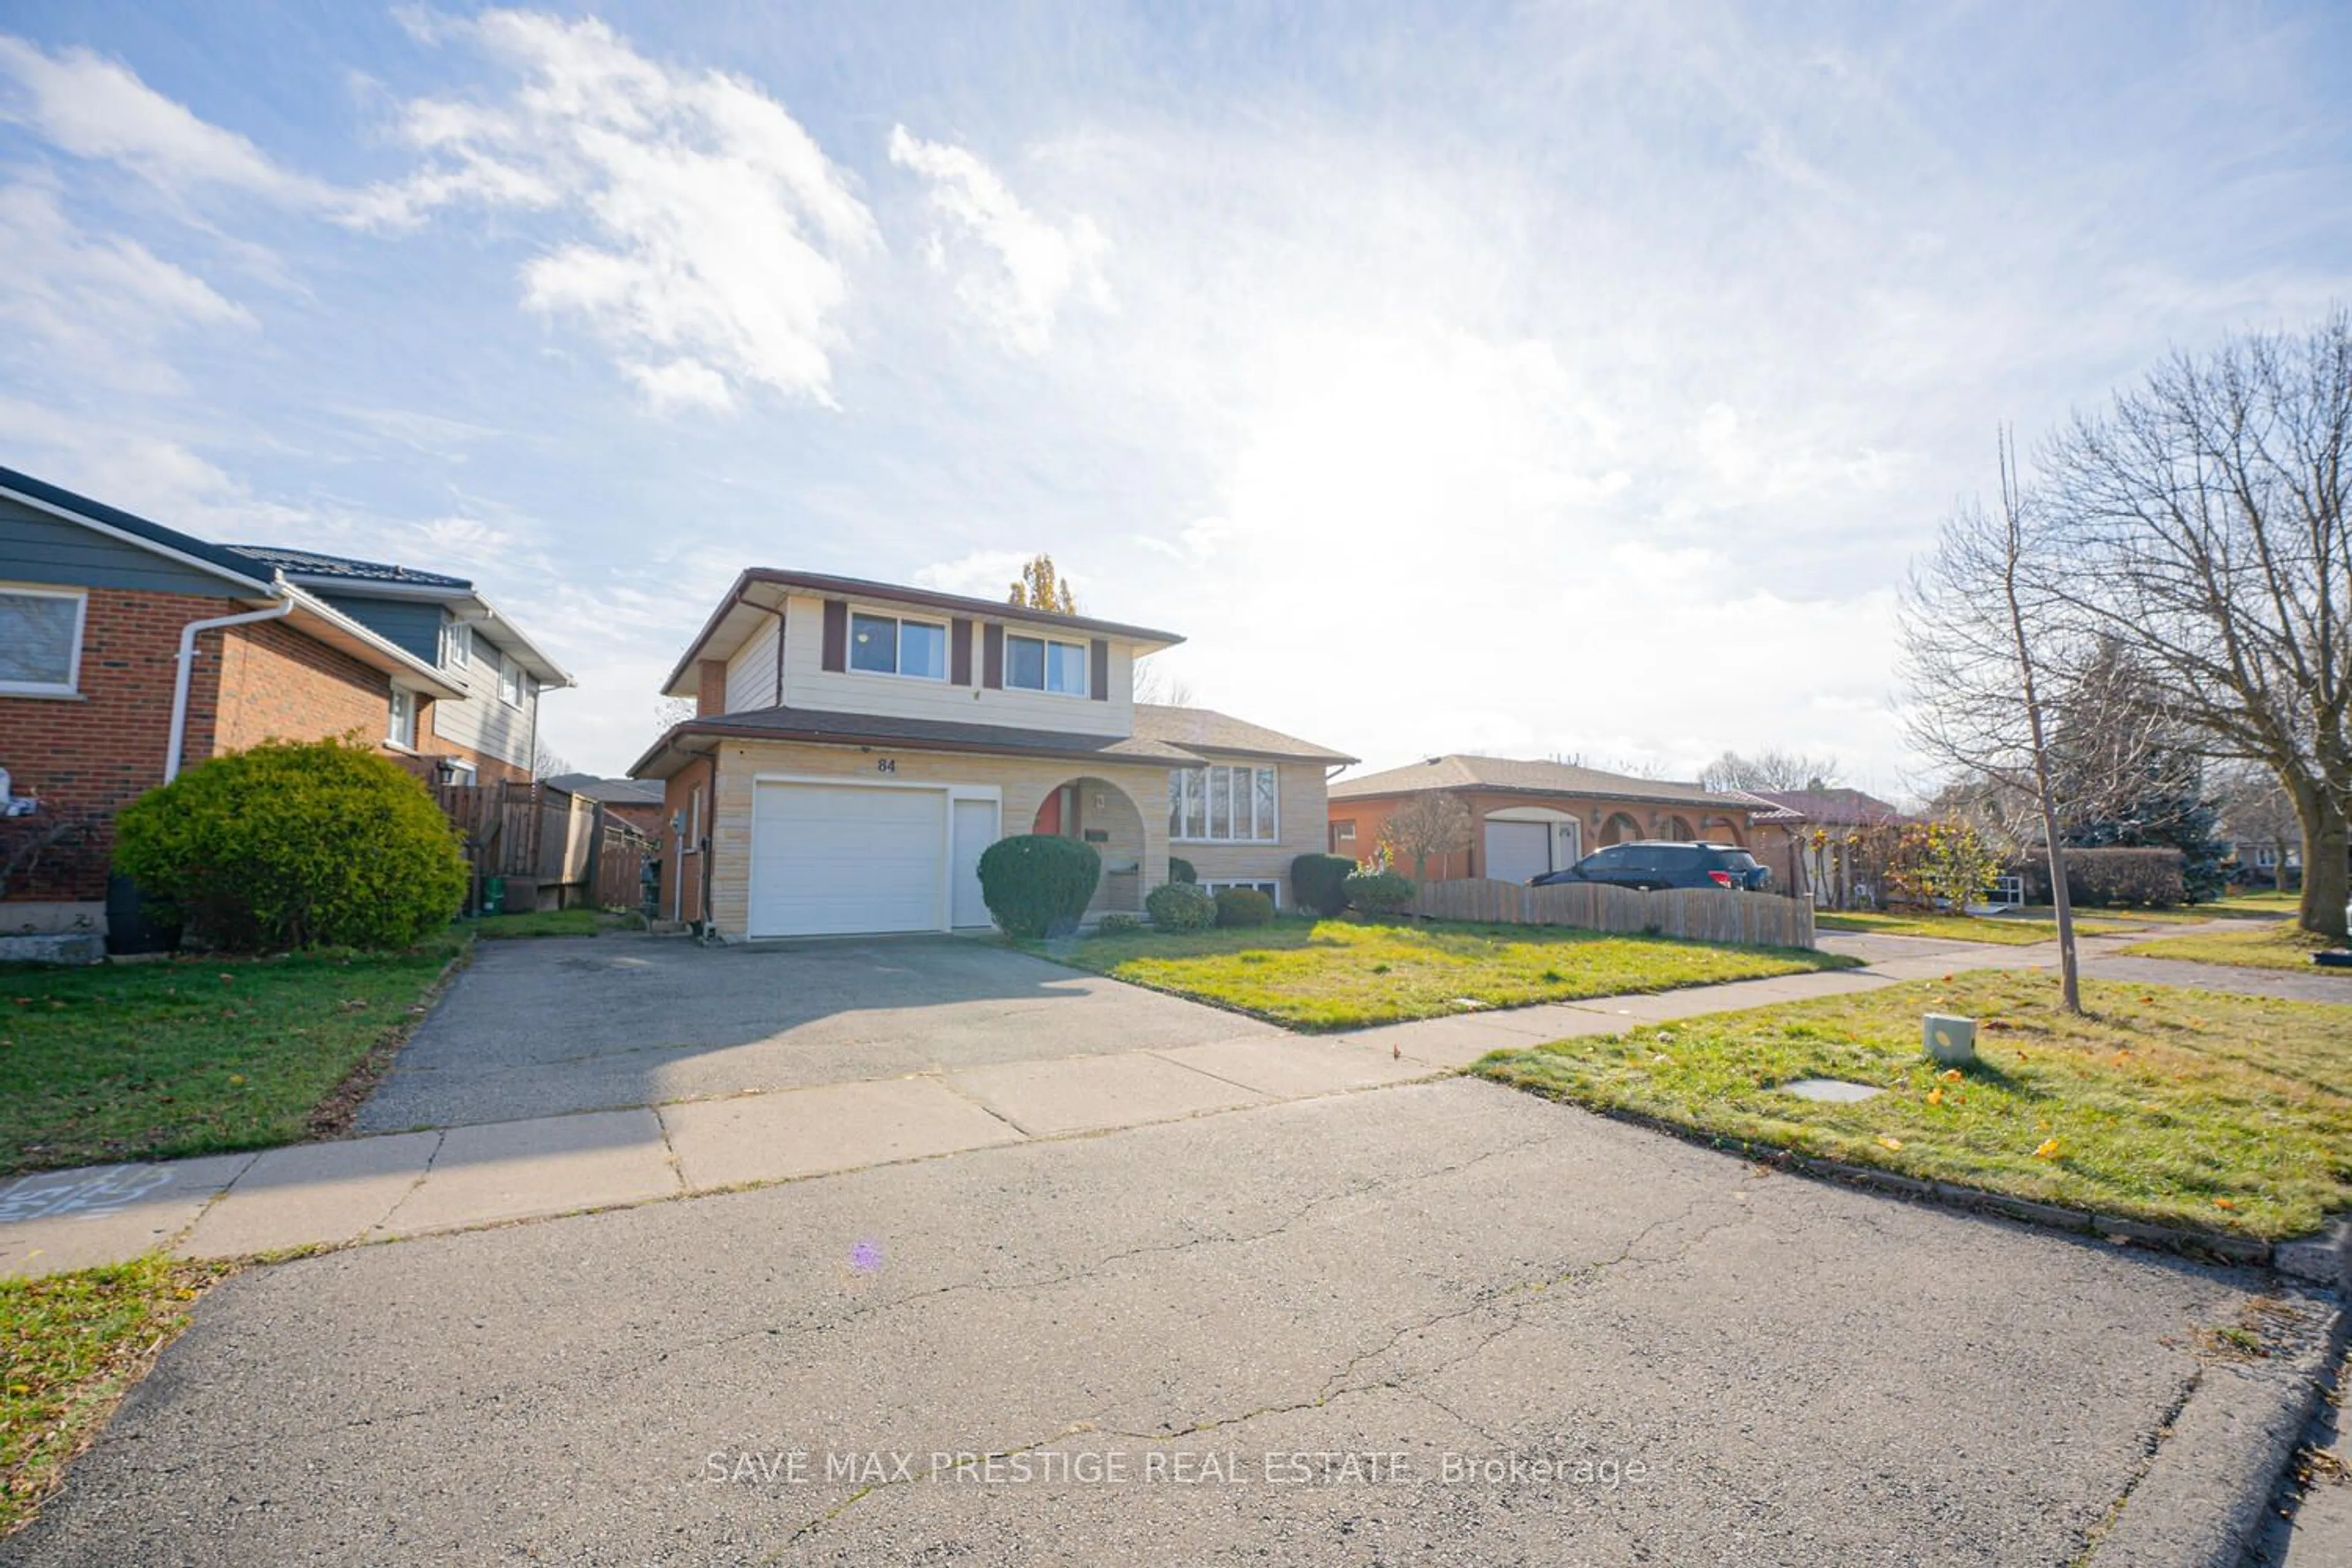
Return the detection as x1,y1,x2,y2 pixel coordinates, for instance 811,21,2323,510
3,1077,2270,1566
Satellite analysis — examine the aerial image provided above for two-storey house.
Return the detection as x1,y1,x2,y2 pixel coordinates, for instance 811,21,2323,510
630,570,1354,938
0,464,571,940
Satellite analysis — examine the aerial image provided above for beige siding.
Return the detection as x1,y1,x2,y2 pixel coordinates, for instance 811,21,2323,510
775,592,1139,736
1166,759,1330,908
428,651,537,771
724,611,783,712
704,738,1171,938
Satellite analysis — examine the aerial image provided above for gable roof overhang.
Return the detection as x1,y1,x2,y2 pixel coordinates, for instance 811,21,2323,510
629,705,1202,781
277,583,467,700
658,569,1186,698
246,569,574,688
0,468,274,593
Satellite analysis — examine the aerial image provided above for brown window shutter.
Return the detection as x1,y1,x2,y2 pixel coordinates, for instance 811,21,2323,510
821,600,848,672
1089,638,1110,701
982,624,1004,688
951,618,973,686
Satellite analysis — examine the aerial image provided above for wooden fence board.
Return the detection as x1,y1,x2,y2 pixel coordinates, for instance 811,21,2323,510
1408,878,1815,948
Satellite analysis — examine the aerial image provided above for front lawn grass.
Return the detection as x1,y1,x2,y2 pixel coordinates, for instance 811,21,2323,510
1,1255,229,1533
468,908,628,940
1042,918,1859,1031
1477,971,2352,1241
0,935,466,1174
2210,889,2302,914
2118,922,2347,973
1815,910,2136,943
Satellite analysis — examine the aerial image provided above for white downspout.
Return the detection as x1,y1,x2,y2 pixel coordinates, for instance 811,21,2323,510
166,594,293,782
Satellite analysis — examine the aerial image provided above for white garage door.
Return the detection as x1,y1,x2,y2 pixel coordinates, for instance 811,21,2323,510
750,783,946,937
1484,820,1553,884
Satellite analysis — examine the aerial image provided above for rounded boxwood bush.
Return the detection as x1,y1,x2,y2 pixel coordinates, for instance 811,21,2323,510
1145,880,1216,932
1344,869,1417,918
1289,853,1356,918
112,736,467,951
978,834,1101,938
1169,856,1197,884
1213,887,1275,928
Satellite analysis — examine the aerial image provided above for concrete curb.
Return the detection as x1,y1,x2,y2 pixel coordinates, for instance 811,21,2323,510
2087,1285,2349,1568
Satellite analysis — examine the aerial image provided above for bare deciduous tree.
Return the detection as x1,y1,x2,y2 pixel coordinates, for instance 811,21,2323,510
1698,749,1842,794
2037,314,2352,937
1381,793,1474,881
1131,655,1196,709
1902,436,2130,1011
531,739,575,781
653,696,697,731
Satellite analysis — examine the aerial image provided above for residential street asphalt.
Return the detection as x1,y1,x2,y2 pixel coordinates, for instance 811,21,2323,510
4,1077,2299,1567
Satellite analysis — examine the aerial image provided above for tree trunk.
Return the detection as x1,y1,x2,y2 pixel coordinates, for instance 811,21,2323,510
2299,796,2350,940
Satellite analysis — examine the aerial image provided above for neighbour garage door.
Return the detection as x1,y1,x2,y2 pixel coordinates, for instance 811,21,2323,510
749,783,946,937
1483,820,1552,884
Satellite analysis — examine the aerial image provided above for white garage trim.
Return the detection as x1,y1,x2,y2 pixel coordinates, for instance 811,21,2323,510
747,773,1001,938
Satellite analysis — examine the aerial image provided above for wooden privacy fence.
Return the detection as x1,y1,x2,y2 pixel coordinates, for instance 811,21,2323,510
431,780,653,913
1408,878,1817,949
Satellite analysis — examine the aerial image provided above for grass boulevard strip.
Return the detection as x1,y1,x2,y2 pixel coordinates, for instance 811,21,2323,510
1477,969,2352,1242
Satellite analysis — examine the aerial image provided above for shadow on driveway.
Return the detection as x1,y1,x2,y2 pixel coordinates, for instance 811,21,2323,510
355,934,1275,1133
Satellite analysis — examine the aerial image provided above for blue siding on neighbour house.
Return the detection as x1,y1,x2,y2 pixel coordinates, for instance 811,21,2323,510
318,594,445,662
0,496,246,596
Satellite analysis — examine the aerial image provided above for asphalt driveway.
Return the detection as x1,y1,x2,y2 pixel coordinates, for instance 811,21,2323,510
10,1078,2310,1566
358,935,1276,1131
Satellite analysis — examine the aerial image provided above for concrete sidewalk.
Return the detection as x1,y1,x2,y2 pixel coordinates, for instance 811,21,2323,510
3,924,2337,1280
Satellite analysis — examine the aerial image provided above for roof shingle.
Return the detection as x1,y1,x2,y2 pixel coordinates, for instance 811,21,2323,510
1328,754,1754,811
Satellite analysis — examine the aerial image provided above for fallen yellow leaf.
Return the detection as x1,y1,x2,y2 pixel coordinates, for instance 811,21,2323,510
1877,1136,1904,1152
1940,1069,1962,1083
2033,1137,2062,1159
2214,1197,2236,1210
1926,1087,1945,1106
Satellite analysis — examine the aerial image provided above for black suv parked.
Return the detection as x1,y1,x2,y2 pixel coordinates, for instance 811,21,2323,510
1530,841,1772,892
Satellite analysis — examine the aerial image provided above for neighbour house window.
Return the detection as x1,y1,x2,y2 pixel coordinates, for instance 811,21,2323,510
1167,765,1279,843
1203,879,1280,908
1005,633,1087,695
0,584,86,696
850,612,948,680
1332,820,1357,845
441,620,472,669
445,760,477,785
387,687,418,748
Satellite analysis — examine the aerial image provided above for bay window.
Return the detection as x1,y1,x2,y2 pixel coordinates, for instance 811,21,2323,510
1168,764,1278,843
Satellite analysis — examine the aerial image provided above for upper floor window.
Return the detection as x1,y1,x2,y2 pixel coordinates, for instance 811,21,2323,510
0,584,86,696
1170,764,1278,843
498,655,524,707
1007,633,1087,696
440,620,472,669
851,612,948,680
387,686,418,748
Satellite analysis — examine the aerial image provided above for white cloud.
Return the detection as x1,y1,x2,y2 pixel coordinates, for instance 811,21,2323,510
889,126,1110,353
913,549,1041,600
0,35,330,205
360,11,878,411
0,181,252,392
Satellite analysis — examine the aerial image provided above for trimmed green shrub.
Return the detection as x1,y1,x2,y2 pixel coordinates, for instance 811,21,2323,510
1169,856,1198,884
111,736,466,951
978,834,1101,938
2008,847,2189,908
1289,853,1355,918
1094,912,1144,936
1145,880,1216,932
1344,869,1417,918
1213,887,1275,927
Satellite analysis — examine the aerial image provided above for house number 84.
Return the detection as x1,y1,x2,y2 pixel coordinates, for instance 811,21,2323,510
875,758,897,774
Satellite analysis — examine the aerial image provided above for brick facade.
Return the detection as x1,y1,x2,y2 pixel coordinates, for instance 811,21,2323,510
1325,790,1755,880
0,589,443,908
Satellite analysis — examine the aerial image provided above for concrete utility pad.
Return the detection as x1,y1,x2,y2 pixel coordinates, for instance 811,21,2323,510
1780,1078,1884,1102
359,936,1278,1129
7,1080,2278,1566
372,1110,676,1235
948,1052,1270,1135
659,1078,1022,1190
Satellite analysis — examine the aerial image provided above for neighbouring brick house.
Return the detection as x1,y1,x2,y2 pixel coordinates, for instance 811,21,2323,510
1325,755,1766,883
0,464,571,940
630,569,1352,936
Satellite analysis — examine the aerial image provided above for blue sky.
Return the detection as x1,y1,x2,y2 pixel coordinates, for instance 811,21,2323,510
4,2,2348,789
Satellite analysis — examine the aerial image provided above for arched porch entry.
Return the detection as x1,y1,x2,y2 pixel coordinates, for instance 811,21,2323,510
1667,815,1696,841
1600,812,1643,846
1700,814,1747,847
1033,776,1148,914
